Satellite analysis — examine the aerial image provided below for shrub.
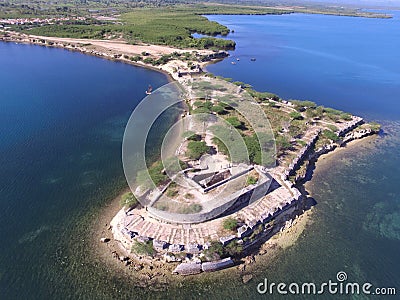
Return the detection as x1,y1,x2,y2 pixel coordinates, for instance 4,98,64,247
131,240,155,256
322,129,339,142
246,176,258,185
193,100,205,108
205,240,224,258
340,113,352,121
162,157,187,174
305,108,320,119
369,122,381,132
212,137,230,157
289,124,302,138
166,188,178,198
326,113,340,123
258,92,280,102
187,141,210,159
225,241,243,256
147,160,168,186
211,105,225,114
192,107,211,114
184,193,194,199
290,111,303,120
276,135,292,152
186,133,201,141
223,217,238,231
244,135,261,165
324,107,342,115
120,192,139,209
143,57,155,64
326,124,338,132
225,116,242,128
155,202,169,211
130,55,142,62
297,139,307,147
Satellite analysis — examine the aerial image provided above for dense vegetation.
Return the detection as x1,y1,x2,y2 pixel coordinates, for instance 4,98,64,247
186,140,210,159
13,5,239,49
203,239,243,260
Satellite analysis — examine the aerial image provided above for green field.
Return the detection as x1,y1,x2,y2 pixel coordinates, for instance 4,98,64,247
2,1,391,49
3,3,291,49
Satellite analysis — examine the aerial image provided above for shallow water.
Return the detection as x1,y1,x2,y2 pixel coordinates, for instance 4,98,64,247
0,42,168,299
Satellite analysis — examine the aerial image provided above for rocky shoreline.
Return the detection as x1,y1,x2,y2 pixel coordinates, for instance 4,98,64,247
94,125,376,284
0,30,228,82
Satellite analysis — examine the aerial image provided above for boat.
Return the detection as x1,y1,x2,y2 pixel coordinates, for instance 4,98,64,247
250,58,256,61
236,58,240,61
145,85,152,95
231,62,236,65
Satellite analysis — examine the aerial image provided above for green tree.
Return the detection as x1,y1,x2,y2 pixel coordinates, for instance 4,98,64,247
290,111,303,120
204,240,225,260
187,141,210,159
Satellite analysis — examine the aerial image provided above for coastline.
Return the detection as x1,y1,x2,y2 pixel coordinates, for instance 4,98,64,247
1,31,380,282
0,31,226,83
89,128,377,286
89,186,314,287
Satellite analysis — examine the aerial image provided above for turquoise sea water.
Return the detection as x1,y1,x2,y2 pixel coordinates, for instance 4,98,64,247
1,11,400,300
0,43,169,299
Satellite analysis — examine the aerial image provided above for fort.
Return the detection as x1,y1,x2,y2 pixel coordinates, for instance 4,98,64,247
1,30,379,275
110,75,377,275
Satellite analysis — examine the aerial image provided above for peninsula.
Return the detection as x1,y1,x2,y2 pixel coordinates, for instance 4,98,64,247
0,2,382,279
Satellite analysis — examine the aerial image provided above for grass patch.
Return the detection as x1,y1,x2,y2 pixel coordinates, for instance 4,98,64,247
326,124,338,132
222,217,238,231
246,176,258,186
322,129,339,142
131,240,155,257
186,141,210,160
120,191,139,209
178,203,203,214
166,188,178,198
